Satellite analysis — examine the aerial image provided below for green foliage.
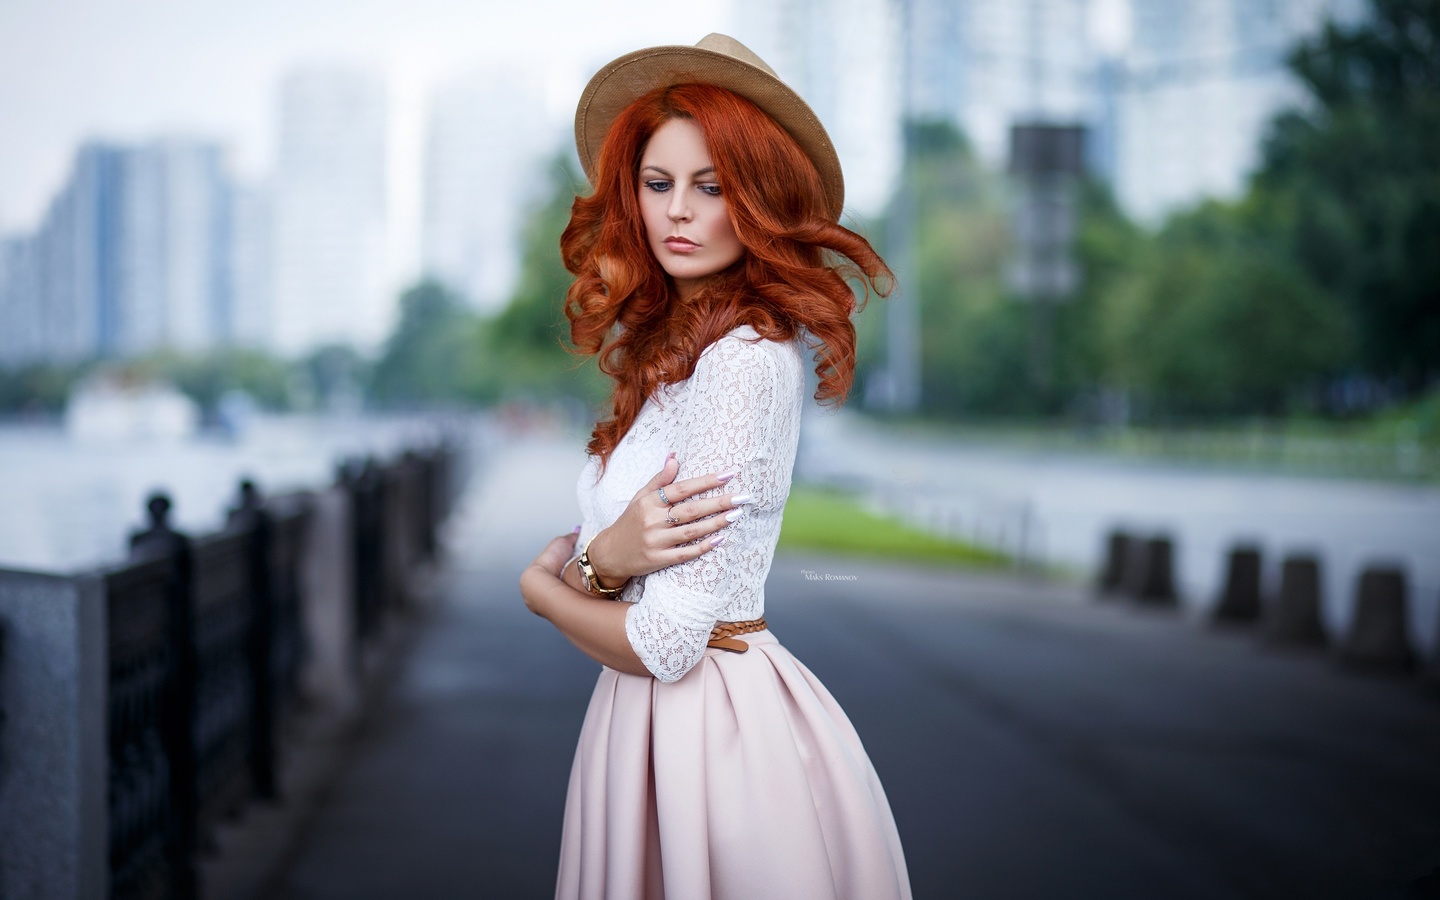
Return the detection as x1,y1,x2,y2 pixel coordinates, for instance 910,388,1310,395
1359,383,1440,445
465,155,607,408
864,120,1134,419
1254,0,1440,389
778,485,1009,566
368,281,479,408
135,348,293,411
1098,202,1352,416
295,344,371,411
859,0,1438,424
0,362,87,415
0,350,295,417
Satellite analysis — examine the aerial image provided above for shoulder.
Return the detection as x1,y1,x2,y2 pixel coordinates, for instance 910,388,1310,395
695,325,803,381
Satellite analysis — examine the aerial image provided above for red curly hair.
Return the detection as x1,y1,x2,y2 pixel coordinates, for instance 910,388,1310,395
561,83,891,465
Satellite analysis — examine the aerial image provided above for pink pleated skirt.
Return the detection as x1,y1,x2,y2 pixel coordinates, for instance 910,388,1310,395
555,629,912,900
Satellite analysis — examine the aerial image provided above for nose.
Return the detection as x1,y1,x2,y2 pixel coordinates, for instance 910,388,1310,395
666,189,691,223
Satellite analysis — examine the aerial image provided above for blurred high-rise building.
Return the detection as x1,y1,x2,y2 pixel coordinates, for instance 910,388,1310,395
735,0,1101,214
731,0,902,217
0,138,245,366
421,67,553,312
732,0,1365,226
25,144,122,364
903,0,1096,165
227,183,274,349
271,66,390,354
1115,0,1366,221
0,235,42,365
114,139,230,355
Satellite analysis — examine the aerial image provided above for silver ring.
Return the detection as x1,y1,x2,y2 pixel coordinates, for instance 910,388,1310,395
666,510,679,527
658,486,672,506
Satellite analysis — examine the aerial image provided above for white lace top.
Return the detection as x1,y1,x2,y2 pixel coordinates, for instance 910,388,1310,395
576,325,805,683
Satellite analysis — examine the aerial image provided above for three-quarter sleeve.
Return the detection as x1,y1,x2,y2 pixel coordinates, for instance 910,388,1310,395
623,334,801,682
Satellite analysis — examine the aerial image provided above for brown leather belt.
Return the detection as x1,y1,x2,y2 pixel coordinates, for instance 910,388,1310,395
707,617,767,653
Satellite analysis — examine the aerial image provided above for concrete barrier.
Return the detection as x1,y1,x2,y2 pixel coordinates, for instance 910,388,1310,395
1123,535,1179,607
0,569,108,900
1338,565,1416,675
1212,544,1263,625
1265,554,1328,648
1095,530,1130,597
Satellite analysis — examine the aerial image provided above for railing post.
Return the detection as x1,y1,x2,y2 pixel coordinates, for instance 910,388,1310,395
1425,591,1440,691
418,449,438,560
379,460,405,613
0,619,6,742
127,492,199,899
228,479,279,799
341,458,384,646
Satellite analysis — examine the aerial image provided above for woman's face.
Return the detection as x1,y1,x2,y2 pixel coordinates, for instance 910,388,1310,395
637,117,745,301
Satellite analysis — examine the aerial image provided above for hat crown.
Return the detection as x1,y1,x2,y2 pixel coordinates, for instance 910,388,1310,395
575,32,845,220
693,33,779,79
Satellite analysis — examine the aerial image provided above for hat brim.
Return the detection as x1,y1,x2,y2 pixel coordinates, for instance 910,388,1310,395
574,44,845,221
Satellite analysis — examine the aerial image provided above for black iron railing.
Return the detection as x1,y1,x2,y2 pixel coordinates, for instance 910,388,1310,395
97,441,461,899
106,550,189,900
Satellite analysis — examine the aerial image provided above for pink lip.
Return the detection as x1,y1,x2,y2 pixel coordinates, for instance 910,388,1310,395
664,237,700,253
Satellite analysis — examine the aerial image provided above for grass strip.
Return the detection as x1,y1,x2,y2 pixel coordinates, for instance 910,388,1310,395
778,485,1009,567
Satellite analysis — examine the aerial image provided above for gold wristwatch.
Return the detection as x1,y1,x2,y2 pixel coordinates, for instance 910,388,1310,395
578,538,625,596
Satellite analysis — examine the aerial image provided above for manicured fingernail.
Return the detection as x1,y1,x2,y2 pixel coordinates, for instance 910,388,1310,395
717,469,737,482
729,494,752,506
725,509,746,523
710,535,727,548
572,525,581,533
660,449,671,465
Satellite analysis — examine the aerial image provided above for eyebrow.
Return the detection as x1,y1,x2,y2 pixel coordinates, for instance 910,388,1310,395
641,165,716,178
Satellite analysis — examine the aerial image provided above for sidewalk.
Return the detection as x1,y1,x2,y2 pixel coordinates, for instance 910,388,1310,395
265,434,1440,900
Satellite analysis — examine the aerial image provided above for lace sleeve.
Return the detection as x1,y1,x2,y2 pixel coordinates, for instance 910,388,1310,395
624,334,801,682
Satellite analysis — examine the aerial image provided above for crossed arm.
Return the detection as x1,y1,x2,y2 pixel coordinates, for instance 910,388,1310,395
518,454,749,677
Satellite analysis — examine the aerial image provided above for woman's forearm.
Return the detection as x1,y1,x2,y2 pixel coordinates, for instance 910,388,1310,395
521,565,651,677
560,553,590,593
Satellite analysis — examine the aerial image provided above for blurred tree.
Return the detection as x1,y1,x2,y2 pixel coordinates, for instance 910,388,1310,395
1254,0,1440,392
467,155,606,407
861,120,1134,420
0,362,87,415
369,281,479,408
859,120,1019,417
297,344,372,411
1099,202,1352,416
136,348,292,411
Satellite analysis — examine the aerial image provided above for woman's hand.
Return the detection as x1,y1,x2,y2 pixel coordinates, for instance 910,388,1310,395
586,453,750,587
521,527,581,616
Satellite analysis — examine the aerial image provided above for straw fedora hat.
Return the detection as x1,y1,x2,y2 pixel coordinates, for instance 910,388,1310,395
574,33,845,221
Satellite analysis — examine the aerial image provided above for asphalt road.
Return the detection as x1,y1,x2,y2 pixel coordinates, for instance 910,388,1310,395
269,434,1440,900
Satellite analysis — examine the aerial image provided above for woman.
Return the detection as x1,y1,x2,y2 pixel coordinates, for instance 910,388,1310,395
519,34,912,900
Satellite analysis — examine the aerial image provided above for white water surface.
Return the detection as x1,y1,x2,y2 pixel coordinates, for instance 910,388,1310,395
0,413,453,573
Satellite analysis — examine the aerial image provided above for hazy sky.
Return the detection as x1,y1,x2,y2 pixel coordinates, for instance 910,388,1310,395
0,0,741,234
0,0,1131,241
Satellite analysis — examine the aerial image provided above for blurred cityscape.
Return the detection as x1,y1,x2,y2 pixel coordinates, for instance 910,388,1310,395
2,5,1438,896
0,0,1372,369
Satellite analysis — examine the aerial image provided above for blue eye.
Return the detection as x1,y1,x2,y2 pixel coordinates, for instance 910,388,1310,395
699,184,722,196
644,180,672,193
